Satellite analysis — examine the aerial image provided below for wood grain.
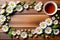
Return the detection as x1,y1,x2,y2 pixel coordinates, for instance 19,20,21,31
0,0,60,40
0,0,60,7
9,15,49,27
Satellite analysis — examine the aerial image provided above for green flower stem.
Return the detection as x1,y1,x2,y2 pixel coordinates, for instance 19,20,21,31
40,34,45,38
52,25,59,29
27,31,31,34
50,32,54,38
20,1,25,6
8,29,13,38
29,1,36,6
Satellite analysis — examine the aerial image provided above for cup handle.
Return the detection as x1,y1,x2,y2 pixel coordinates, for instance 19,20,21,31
57,8,60,10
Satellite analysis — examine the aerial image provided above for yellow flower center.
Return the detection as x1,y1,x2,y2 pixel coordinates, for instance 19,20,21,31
47,20,50,24
41,24,44,27
37,29,41,32
17,6,21,10
36,6,39,9
47,29,50,32
22,34,25,36
7,8,11,12
11,3,14,6
4,27,7,30
1,17,4,20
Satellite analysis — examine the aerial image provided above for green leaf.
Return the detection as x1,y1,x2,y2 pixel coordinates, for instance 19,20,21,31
27,31,31,34
52,25,59,29
13,8,17,12
20,1,25,6
29,1,35,6
0,26,2,28
3,12,9,16
6,13,9,16
50,32,54,38
53,29,57,32
40,34,45,38
8,29,13,38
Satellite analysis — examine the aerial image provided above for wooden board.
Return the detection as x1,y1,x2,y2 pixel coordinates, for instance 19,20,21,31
0,0,60,40
9,15,49,27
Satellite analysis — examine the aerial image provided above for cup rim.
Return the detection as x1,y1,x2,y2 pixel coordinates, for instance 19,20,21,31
43,1,57,15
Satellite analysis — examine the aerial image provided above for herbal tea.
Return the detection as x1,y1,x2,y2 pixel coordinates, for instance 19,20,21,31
45,3,55,14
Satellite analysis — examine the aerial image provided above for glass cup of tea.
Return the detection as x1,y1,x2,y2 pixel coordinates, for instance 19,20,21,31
43,1,60,15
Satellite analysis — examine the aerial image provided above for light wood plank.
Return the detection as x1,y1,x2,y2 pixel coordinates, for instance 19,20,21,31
9,15,50,27
0,0,60,7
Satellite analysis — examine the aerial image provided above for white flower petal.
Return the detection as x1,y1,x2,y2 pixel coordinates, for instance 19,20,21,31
16,30,21,35
45,18,52,26
45,27,52,34
39,22,47,29
16,5,23,12
1,3,6,8
35,27,43,34
53,29,59,35
8,1,16,8
21,32,27,39
2,25,9,32
6,6,13,14
53,20,58,25
0,9,5,14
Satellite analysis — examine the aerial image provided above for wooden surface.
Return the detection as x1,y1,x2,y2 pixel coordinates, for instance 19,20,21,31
0,0,60,40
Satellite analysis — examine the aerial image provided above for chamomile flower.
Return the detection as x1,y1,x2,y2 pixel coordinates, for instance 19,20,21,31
7,16,11,20
0,9,5,14
0,22,2,27
39,22,47,29
16,5,23,12
0,21,4,24
6,6,13,14
24,4,29,9
45,18,52,26
16,30,21,35
52,16,55,20
57,17,59,19
53,29,59,35
2,25,9,32
34,2,42,11
1,3,6,8
37,2,43,7
31,29,36,34
28,34,33,38
0,15,6,22
35,27,43,34
21,32,27,39
55,14,58,17
16,1,20,4
12,31,16,36
53,20,58,25
34,5,41,11
45,27,52,34
8,1,16,8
